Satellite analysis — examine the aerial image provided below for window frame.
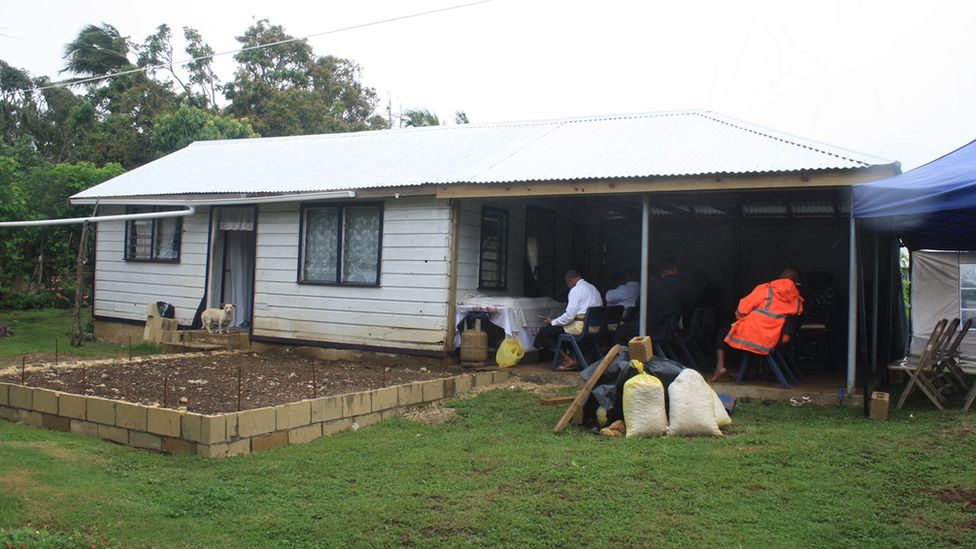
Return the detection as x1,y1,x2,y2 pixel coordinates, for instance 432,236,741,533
297,201,384,287
960,263,976,330
123,206,183,263
478,206,509,291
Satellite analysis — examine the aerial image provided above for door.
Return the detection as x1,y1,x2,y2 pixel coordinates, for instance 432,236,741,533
210,207,257,330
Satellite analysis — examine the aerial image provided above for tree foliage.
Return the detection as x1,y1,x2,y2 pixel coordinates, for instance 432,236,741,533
152,106,257,155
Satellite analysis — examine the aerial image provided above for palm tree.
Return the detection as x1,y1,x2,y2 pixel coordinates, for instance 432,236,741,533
61,23,132,80
401,108,440,127
454,111,469,124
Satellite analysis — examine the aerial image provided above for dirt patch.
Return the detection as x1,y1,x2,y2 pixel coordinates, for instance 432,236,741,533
934,486,976,505
402,402,458,425
0,351,468,415
458,379,570,399
0,468,36,491
7,441,81,462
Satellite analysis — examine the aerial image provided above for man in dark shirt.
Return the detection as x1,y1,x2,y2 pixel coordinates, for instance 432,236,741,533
646,259,694,339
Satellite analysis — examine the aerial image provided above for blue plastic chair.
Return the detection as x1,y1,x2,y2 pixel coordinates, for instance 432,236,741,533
551,306,607,370
736,328,794,389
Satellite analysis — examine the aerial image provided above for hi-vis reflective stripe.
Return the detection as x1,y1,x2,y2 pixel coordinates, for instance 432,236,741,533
728,335,773,353
754,308,786,320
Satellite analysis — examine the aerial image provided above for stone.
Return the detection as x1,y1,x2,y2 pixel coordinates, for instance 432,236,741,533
288,423,322,445
370,387,398,413
321,418,353,437
70,419,99,438
115,401,148,431
200,415,227,444
0,406,17,421
197,439,250,458
181,414,203,443
454,374,474,395
8,385,32,410
161,437,196,455
18,409,43,427
225,413,239,438
397,383,423,407
493,370,510,384
237,406,276,437
354,412,382,429
129,431,162,451
310,395,342,423
0,383,8,406
58,393,87,420
41,413,71,432
275,400,312,431
421,379,445,402
474,372,494,388
381,408,401,421
86,397,116,425
31,388,59,414
147,407,182,438
442,378,456,399
250,431,288,453
343,392,371,417
97,424,129,444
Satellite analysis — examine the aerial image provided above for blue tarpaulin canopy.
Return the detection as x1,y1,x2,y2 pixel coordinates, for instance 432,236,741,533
853,139,976,250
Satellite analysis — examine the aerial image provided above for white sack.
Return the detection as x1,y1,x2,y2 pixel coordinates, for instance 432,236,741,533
623,367,667,438
668,369,722,437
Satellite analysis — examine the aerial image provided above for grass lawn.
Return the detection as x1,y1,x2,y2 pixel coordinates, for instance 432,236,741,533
0,309,160,367
1,388,975,548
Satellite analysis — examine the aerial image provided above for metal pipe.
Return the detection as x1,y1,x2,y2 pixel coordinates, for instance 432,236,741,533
871,230,879,375
847,210,858,393
70,190,356,207
639,194,650,336
0,206,195,227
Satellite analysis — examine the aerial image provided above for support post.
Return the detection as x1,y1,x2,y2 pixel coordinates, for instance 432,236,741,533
444,199,461,354
847,213,858,394
871,231,879,375
639,194,650,337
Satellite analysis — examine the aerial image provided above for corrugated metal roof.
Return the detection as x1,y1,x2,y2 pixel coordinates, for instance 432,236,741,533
72,110,897,200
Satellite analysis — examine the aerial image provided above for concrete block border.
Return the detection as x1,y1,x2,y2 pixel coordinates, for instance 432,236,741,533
0,369,510,458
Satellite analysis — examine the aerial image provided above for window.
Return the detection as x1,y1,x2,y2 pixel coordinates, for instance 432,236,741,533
479,207,508,290
300,203,382,285
124,206,182,261
961,264,976,328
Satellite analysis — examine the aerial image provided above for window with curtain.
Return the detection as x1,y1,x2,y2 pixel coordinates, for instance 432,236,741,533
125,206,182,262
479,207,508,290
961,263,976,329
300,203,382,285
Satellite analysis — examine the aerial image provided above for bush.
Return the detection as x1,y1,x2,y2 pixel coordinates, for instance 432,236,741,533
0,276,89,311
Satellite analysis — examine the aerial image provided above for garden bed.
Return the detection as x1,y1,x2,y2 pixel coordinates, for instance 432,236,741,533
0,351,464,415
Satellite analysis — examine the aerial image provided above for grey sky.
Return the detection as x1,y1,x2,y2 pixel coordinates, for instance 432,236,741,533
2,0,974,170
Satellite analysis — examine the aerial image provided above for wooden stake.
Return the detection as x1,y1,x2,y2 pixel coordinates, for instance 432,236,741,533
553,345,621,434
21,356,26,385
237,365,242,411
71,220,91,347
312,363,317,398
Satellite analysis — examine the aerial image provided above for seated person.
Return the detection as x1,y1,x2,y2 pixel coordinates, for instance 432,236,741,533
646,259,694,339
605,271,640,309
534,269,603,371
801,270,836,327
692,270,722,310
711,267,804,381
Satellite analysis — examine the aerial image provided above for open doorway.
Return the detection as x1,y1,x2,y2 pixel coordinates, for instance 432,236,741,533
209,206,257,330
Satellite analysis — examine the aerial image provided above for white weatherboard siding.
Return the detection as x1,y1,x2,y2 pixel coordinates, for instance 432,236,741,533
456,200,526,299
252,197,453,352
94,206,210,326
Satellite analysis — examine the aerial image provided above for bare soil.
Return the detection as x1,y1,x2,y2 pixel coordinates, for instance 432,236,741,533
0,351,469,415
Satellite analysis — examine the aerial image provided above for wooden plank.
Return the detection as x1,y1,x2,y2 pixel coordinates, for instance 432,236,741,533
445,199,461,353
436,166,900,199
553,345,621,434
540,396,575,406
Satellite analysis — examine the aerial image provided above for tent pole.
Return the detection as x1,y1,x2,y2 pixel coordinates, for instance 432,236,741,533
847,212,858,394
639,194,650,336
871,231,880,374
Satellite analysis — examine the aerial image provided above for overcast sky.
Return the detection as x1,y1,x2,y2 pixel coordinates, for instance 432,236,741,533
2,0,974,170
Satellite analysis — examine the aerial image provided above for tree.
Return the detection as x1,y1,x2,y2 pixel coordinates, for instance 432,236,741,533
224,20,386,136
183,27,221,110
454,111,469,124
137,24,189,96
401,108,441,127
61,23,132,82
152,105,257,155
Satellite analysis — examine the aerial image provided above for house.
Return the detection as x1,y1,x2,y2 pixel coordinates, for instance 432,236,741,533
71,110,899,389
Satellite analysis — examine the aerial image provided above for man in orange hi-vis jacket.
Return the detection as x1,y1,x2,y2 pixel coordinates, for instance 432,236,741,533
710,267,804,381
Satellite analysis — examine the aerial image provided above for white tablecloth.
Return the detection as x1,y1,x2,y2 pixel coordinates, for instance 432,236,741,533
454,295,565,351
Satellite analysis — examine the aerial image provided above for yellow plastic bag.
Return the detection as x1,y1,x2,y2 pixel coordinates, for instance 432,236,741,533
495,337,525,368
623,360,667,437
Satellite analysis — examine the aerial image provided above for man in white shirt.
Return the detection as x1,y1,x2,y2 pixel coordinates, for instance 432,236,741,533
533,269,604,370
605,271,640,309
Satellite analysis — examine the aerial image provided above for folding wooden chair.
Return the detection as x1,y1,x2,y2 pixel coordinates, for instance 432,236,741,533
896,319,950,411
936,317,972,391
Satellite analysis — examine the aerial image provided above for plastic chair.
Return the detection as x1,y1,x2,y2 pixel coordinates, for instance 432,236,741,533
551,306,607,370
653,310,702,370
736,324,795,389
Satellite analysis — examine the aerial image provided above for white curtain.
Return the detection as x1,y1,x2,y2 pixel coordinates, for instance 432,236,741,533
303,208,339,282
154,218,179,260
342,207,380,283
219,207,255,231
224,230,255,327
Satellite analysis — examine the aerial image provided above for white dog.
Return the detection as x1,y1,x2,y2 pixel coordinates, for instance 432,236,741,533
201,303,236,334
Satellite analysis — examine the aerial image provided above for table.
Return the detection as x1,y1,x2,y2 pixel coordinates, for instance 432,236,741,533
454,295,565,351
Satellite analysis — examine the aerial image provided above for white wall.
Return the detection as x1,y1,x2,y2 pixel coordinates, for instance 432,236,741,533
456,199,526,299
911,250,976,357
93,206,210,326
251,196,453,352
